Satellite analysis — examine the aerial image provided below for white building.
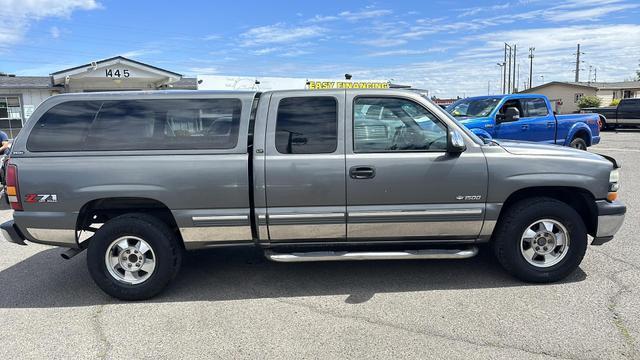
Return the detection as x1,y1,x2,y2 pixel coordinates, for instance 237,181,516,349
0,56,196,138
519,81,640,114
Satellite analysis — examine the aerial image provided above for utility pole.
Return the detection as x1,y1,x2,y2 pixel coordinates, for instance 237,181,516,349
528,47,535,89
517,63,520,92
574,44,583,82
588,65,593,84
594,67,597,82
487,80,491,95
512,45,517,93
507,45,512,93
503,45,508,93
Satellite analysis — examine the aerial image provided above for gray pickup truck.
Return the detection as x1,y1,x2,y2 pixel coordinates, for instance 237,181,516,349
1,89,626,300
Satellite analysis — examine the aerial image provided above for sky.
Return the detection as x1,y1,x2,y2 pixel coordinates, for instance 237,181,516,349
1,0,639,97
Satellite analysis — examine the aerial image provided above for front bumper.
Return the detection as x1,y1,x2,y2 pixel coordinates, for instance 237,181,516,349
1,220,27,245
592,200,626,245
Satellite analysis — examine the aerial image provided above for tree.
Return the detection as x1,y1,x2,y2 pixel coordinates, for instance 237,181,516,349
637,60,640,80
577,95,601,109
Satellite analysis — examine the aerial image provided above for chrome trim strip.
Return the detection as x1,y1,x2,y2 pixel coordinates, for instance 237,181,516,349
192,215,248,222
265,247,478,262
348,220,481,238
349,209,482,217
180,226,252,247
269,213,345,219
26,228,76,246
479,220,497,237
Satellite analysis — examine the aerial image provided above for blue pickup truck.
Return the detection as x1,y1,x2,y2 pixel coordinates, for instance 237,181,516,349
446,94,600,149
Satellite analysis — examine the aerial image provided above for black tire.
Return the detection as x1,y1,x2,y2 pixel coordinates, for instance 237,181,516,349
599,117,610,131
87,213,182,300
569,137,588,150
492,197,587,283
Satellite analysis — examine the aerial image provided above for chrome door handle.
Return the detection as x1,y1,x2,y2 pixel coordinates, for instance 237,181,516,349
521,124,529,130
349,166,376,179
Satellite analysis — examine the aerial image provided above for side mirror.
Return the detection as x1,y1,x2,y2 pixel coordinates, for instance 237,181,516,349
497,106,520,123
447,130,467,153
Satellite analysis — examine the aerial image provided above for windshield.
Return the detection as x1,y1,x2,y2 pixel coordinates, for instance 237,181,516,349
447,98,501,118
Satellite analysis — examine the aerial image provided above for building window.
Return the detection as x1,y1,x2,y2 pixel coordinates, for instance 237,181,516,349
0,96,23,139
623,90,633,99
574,93,584,103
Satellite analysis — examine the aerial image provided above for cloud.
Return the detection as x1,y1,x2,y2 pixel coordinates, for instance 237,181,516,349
203,34,221,41
240,23,326,46
189,66,217,74
353,23,640,97
251,47,279,55
368,47,450,57
338,9,392,21
119,49,162,58
310,8,392,22
0,0,100,46
50,26,61,38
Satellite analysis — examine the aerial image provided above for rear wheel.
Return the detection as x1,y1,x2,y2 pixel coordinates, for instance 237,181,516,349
492,197,587,283
569,137,587,150
87,214,182,300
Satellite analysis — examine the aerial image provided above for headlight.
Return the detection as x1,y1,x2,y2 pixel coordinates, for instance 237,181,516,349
608,168,620,200
609,168,620,183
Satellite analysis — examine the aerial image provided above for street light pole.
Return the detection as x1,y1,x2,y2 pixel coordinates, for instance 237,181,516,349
528,47,535,89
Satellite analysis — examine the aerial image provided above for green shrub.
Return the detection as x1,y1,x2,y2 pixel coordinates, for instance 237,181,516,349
610,98,621,107
577,95,601,109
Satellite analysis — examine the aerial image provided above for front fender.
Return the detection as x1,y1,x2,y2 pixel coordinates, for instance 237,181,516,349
564,122,593,146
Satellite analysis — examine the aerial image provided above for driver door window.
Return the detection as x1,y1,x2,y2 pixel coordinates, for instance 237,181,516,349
353,97,447,152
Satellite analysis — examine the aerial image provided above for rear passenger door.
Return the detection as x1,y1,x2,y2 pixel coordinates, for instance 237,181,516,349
263,91,346,242
521,97,555,144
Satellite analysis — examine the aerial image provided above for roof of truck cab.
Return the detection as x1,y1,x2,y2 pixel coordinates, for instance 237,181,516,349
457,94,547,101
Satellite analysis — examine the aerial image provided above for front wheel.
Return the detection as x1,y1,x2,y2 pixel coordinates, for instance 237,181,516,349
492,197,587,283
87,214,182,300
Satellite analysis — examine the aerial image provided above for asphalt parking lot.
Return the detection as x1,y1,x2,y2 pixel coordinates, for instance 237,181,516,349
0,130,639,360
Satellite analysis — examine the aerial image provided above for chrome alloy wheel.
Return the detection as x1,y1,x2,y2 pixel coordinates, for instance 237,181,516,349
520,219,570,268
105,236,156,285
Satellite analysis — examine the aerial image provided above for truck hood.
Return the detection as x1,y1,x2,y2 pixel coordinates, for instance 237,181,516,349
495,140,606,161
457,117,493,129
457,116,492,124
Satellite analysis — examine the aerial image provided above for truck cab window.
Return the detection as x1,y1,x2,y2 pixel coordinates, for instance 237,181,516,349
523,98,549,117
353,97,447,152
275,96,338,154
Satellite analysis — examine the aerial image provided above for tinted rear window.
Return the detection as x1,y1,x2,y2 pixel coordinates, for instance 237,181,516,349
26,101,99,152
27,98,242,152
275,97,338,154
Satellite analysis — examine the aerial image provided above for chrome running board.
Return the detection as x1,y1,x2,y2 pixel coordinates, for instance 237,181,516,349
265,246,478,263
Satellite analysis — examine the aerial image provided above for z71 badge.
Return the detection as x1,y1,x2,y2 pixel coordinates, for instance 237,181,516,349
25,194,58,203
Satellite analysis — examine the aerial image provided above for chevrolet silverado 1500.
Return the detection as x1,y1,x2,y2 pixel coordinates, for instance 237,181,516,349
1,89,626,300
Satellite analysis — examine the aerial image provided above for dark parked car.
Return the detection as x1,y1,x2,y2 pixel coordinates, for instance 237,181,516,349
583,98,640,129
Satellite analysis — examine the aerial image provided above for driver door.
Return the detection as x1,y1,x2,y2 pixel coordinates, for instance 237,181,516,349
345,93,488,241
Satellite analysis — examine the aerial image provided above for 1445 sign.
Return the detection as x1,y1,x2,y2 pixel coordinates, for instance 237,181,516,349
105,68,131,78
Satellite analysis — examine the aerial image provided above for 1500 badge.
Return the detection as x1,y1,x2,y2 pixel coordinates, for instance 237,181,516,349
25,194,58,203
456,195,482,201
